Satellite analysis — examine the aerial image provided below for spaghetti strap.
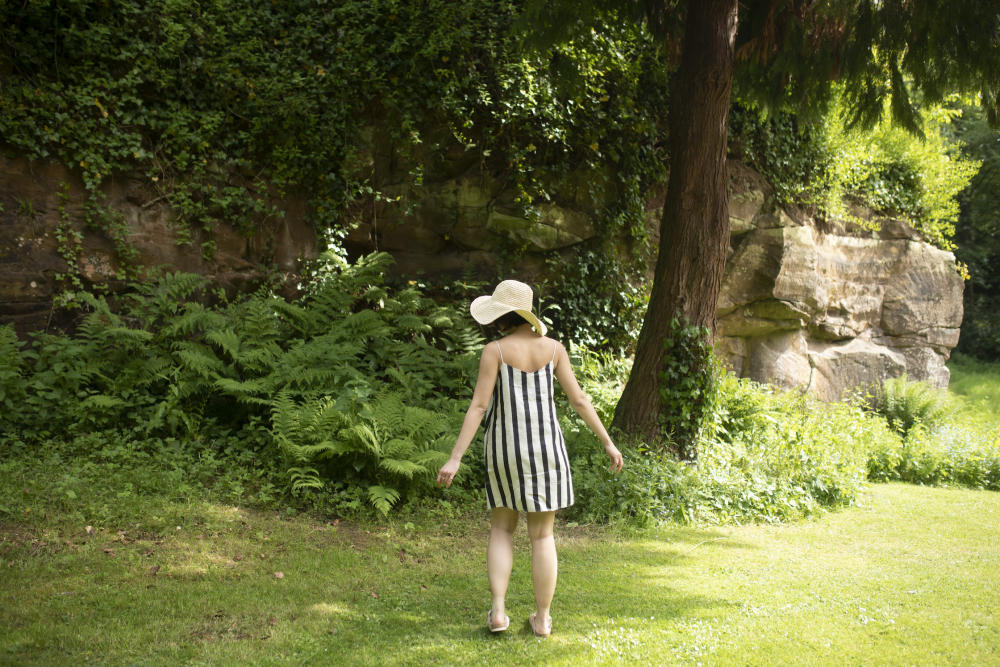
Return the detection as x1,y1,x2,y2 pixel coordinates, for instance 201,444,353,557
496,341,505,364
550,340,557,364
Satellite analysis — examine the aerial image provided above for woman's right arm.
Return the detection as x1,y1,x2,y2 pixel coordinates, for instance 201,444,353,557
437,343,500,487
553,342,624,473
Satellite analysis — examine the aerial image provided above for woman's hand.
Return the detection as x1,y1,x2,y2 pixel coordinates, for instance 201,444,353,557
437,458,461,487
604,442,624,474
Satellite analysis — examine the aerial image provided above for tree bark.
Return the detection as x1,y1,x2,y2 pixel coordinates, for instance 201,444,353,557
612,0,738,449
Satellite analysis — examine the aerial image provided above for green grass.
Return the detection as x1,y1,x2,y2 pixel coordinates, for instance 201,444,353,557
949,353,1000,426
3,483,998,665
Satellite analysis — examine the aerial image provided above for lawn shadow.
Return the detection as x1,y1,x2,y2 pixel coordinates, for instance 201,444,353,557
375,523,751,665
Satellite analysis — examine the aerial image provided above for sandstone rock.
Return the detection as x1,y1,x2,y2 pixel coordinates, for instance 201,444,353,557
747,331,812,391
0,154,316,335
805,338,907,401
1,147,964,403
716,202,963,397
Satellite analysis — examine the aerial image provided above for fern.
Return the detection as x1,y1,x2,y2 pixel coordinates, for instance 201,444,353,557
367,485,401,516
214,377,271,405
79,394,127,410
161,303,227,337
288,467,324,493
874,375,952,436
0,325,26,416
174,341,227,378
205,329,242,364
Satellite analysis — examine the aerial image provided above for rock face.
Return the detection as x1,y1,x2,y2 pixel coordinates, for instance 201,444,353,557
0,154,316,334
1,152,962,400
341,168,602,279
717,165,963,399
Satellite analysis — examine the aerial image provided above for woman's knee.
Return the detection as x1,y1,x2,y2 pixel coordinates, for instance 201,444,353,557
491,507,519,534
526,511,555,541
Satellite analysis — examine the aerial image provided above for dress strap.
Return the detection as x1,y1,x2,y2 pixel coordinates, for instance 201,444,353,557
550,340,557,364
496,341,505,364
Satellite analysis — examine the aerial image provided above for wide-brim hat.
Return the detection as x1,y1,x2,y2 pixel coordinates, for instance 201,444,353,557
470,280,547,336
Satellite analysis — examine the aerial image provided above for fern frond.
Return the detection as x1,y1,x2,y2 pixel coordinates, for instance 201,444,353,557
214,377,269,401
412,449,449,469
79,394,127,410
296,439,354,459
205,329,242,363
392,313,431,334
288,467,324,493
104,327,155,347
367,484,401,516
161,304,227,337
378,458,426,478
340,422,381,455
174,342,226,378
381,437,416,458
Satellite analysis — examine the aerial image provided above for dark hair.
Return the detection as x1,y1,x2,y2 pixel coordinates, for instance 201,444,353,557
493,311,528,330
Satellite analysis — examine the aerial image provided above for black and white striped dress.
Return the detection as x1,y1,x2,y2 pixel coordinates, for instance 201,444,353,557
483,341,574,512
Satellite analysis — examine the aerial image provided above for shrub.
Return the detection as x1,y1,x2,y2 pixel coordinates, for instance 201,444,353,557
3,252,481,516
872,374,952,436
565,363,896,525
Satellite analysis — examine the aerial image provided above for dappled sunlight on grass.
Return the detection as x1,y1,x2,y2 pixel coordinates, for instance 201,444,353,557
2,484,999,664
307,602,353,617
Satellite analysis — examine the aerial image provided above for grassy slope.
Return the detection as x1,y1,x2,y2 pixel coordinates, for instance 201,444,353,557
2,483,998,665
948,353,1000,419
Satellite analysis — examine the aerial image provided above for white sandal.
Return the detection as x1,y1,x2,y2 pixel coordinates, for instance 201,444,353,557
529,612,552,637
487,609,510,633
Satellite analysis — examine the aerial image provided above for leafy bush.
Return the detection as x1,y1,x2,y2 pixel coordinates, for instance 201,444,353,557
730,95,981,250
867,358,1000,490
871,374,952,437
1,252,480,516
565,361,894,526
272,391,457,515
866,423,1000,491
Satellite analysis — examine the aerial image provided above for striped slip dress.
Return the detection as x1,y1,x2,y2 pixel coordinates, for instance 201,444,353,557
483,340,574,512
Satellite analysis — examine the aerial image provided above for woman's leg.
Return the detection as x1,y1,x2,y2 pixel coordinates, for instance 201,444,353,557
526,510,557,624
487,507,519,624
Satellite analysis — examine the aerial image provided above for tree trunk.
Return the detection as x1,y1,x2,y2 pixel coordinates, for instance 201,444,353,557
612,0,738,449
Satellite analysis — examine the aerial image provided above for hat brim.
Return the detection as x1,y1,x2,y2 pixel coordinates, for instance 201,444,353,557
470,296,547,336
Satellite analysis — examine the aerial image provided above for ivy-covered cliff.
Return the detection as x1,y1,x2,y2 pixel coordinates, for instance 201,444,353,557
0,0,984,392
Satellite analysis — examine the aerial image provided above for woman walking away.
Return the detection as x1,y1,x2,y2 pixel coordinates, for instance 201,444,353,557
436,280,624,638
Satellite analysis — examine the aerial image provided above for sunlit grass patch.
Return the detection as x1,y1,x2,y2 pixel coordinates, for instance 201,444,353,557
3,484,999,664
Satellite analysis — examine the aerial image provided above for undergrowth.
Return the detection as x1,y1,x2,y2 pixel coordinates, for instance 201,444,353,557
2,255,998,531
0,252,477,519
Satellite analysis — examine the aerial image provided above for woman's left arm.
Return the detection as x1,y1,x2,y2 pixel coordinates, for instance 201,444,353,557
437,344,500,487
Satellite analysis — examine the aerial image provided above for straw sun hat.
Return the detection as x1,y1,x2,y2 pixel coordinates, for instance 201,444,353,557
470,280,548,336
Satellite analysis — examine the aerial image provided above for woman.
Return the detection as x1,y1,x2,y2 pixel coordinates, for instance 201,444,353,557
436,279,624,637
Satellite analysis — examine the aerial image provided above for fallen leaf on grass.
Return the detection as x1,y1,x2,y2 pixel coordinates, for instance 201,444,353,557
103,548,115,557
85,526,94,535
150,565,160,575
273,571,284,579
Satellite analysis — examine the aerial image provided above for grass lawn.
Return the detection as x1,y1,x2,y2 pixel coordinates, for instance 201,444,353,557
2,483,998,665
948,353,1000,416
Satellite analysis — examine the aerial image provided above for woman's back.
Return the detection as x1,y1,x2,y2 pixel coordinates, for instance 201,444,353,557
495,331,558,374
